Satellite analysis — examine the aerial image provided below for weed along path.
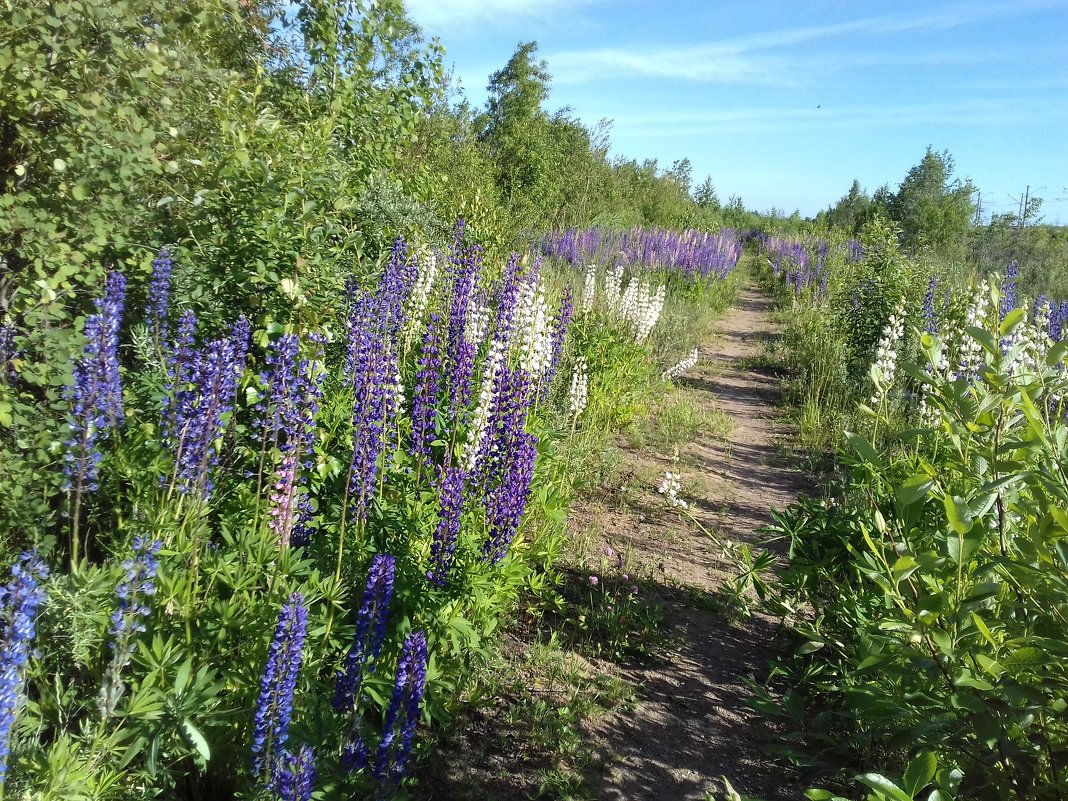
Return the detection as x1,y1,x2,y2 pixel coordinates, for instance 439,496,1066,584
579,284,810,801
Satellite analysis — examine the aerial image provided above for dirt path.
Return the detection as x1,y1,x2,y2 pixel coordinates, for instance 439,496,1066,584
581,285,810,801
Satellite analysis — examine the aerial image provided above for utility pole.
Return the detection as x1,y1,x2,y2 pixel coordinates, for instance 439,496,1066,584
974,191,982,226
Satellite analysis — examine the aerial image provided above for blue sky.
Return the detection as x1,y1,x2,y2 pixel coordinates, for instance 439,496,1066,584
404,0,1068,222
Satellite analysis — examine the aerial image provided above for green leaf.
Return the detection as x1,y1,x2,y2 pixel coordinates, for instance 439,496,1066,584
845,431,885,470
999,307,1025,336
896,475,933,509
902,750,937,795
856,772,913,801
53,157,67,172
943,495,973,536
180,719,211,766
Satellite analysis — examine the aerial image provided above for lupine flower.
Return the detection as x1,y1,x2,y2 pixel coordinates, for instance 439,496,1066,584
64,272,127,495
409,314,443,462
956,281,991,382
870,300,906,406
480,374,539,566
335,555,395,774
663,348,699,381
273,745,316,801
542,287,574,392
1001,260,1019,321
0,551,48,784
252,593,307,780
146,247,173,348
568,358,588,420
262,335,325,547
403,247,439,348
0,324,18,383
98,537,161,719
345,290,392,522
334,555,395,715
170,316,249,498
923,276,939,334
581,265,597,312
427,465,466,587
374,630,428,786
445,222,480,419
513,278,554,376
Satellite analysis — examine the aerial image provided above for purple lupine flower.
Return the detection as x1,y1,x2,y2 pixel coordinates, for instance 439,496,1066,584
541,287,574,392
262,335,325,548
483,431,538,564
1001,260,1019,321
334,554,395,715
98,537,161,718
427,465,466,587
924,276,939,334
0,551,48,784
161,309,198,446
272,745,316,801
471,365,532,496
345,290,393,522
64,272,126,495
374,630,428,786
409,313,443,461
146,247,172,348
0,324,18,383
170,316,249,498
444,223,480,419
252,592,307,781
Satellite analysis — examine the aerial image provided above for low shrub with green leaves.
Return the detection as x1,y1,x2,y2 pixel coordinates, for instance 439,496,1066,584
762,262,1068,798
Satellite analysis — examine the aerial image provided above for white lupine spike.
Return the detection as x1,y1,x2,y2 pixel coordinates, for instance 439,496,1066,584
870,298,906,406
663,348,699,380
954,280,990,380
604,264,625,314
463,340,506,472
582,265,597,313
568,357,588,419
513,277,554,377
465,295,491,347
403,248,438,347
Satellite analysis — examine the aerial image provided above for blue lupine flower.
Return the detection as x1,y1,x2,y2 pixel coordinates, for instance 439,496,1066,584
1001,260,1019,321
168,316,249,498
924,276,939,334
541,287,574,394
252,593,307,780
374,630,428,786
146,247,173,348
427,465,466,587
408,313,443,462
98,537,162,718
262,334,325,547
345,289,393,522
334,555,395,715
272,745,316,801
0,324,18,383
0,552,48,784
64,272,127,495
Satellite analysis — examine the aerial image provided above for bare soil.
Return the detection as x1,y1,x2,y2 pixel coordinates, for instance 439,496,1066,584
581,286,810,801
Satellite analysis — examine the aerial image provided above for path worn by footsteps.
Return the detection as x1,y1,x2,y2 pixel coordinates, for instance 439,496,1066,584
584,285,809,801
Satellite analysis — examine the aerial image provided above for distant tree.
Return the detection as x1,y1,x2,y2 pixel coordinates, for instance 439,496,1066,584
888,146,976,256
693,175,721,210
825,179,871,233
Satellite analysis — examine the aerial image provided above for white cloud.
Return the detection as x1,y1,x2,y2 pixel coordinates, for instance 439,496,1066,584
547,2,1050,86
405,0,599,31
603,99,1055,138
